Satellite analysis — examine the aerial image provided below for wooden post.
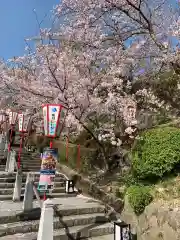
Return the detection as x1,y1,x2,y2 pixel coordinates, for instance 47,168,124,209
77,144,81,170
66,136,69,162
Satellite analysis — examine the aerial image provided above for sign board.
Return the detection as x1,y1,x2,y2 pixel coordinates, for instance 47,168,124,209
38,148,57,193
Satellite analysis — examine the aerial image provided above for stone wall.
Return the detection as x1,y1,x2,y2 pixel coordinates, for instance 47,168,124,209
57,163,124,215
57,163,180,239
121,197,180,240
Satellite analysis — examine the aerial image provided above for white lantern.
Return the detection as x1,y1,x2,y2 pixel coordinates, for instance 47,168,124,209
114,221,131,240
0,111,7,124
65,180,75,194
8,110,18,125
18,113,32,133
124,105,136,127
42,104,67,137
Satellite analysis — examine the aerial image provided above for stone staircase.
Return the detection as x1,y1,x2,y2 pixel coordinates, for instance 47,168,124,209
0,146,114,239
0,196,114,239
0,172,77,201
17,151,42,172
0,171,114,239
0,152,41,172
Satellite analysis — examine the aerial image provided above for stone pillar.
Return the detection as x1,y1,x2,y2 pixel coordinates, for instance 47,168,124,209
23,173,34,211
0,134,5,152
5,151,11,172
13,170,22,202
8,151,16,173
4,132,8,151
37,199,54,240
3,133,8,159
33,184,42,208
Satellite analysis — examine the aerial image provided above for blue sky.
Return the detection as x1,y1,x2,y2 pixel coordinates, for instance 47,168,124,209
0,0,60,60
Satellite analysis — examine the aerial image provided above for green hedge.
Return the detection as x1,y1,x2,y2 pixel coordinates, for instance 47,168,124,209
131,127,180,180
127,185,153,215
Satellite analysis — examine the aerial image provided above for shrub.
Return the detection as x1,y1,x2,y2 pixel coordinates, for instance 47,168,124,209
127,185,153,215
131,127,180,180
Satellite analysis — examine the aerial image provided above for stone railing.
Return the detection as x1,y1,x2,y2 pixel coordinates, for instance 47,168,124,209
13,171,52,240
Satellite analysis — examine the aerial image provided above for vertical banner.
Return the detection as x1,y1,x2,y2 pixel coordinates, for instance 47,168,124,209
48,105,61,137
18,114,23,132
9,112,13,125
42,106,48,135
23,115,31,132
38,147,58,193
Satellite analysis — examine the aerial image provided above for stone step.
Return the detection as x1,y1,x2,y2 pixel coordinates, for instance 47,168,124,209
0,177,16,183
20,161,41,164
20,167,41,170
0,187,66,195
0,192,77,200
20,165,41,168
20,168,41,171
0,223,114,240
20,158,41,161
14,155,40,159
0,213,109,237
0,181,65,188
0,203,105,224
0,172,65,178
0,176,65,183
88,235,113,239
20,164,41,167
0,193,77,201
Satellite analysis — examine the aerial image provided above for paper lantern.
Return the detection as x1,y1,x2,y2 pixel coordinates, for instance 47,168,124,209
0,111,7,124
65,180,75,194
18,113,32,133
42,104,66,137
114,221,131,240
8,110,18,125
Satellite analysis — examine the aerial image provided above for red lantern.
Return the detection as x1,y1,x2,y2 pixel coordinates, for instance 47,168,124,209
42,104,66,138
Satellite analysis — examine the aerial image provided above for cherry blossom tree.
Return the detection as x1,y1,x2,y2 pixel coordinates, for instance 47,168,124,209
1,0,179,168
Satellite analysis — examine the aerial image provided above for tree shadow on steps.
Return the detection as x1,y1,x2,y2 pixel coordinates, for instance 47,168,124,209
53,205,110,240
16,207,41,222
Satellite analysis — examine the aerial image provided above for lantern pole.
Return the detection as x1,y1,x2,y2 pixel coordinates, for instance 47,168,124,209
18,113,31,169
17,133,24,169
8,125,13,152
